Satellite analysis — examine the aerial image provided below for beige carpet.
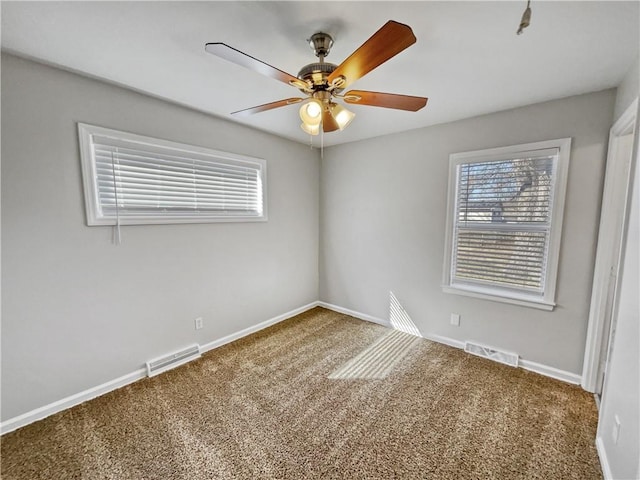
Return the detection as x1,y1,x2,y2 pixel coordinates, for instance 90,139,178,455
1,307,602,479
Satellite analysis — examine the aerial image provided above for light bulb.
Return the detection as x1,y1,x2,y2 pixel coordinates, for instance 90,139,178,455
305,102,321,118
299,99,323,126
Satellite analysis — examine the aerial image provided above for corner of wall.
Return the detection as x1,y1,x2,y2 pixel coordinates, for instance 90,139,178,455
613,57,640,122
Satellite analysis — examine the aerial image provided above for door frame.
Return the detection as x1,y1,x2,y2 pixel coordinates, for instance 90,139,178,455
582,98,638,394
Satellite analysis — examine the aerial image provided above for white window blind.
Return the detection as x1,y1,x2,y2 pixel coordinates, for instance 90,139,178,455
443,139,571,310
78,124,266,225
454,154,555,293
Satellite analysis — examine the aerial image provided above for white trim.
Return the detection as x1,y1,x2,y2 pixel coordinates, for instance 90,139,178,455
199,301,320,354
593,393,601,410
442,285,555,311
0,301,319,436
446,139,571,162
422,332,465,350
519,359,582,385
541,138,571,305
596,436,614,480
582,98,638,393
0,300,582,436
0,368,147,435
318,302,579,384
318,301,466,349
442,138,572,311
318,302,462,349
77,122,268,225
317,301,391,327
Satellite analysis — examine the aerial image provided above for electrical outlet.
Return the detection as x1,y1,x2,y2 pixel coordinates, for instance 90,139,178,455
612,415,621,444
195,317,203,330
450,313,461,326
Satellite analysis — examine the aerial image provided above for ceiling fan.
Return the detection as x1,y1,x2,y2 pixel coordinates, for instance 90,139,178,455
205,20,428,135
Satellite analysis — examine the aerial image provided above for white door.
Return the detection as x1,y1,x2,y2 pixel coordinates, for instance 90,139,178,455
595,133,634,395
582,99,637,396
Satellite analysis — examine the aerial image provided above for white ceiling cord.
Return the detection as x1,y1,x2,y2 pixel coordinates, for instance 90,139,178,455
517,0,532,35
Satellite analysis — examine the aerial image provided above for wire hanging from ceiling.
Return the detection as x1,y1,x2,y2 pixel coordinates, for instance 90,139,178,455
517,0,532,35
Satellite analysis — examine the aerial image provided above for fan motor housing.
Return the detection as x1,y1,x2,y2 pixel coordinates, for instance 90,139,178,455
297,62,339,92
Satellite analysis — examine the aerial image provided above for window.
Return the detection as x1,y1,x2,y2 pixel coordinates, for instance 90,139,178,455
78,123,266,225
443,138,571,310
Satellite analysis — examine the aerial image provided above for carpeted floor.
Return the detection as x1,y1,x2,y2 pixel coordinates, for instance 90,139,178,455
1,307,602,479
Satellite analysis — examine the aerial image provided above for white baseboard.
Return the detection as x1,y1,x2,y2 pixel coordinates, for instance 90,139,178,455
0,301,320,436
596,436,613,480
422,332,465,350
319,302,467,351
200,301,320,353
1,300,583,435
317,301,391,327
0,368,147,435
318,302,581,386
519,359,582,385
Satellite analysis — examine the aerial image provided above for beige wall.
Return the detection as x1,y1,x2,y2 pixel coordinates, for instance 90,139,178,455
320,89,615,375
1,54,320,421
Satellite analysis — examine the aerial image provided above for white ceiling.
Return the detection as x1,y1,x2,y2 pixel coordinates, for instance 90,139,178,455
2,1,638,146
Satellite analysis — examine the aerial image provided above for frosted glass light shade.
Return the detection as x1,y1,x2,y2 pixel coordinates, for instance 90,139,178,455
299,100,323,126
331,103,355,130
300,123,320,136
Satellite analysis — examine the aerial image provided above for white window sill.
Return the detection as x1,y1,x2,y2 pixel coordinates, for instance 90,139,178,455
88,215,268,226
442,285,556,311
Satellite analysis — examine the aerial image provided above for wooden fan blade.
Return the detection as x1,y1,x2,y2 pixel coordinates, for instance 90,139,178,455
322,109,340,132
231,98,303,117
205,43,304,87
343,90,428,111
327,21,416,90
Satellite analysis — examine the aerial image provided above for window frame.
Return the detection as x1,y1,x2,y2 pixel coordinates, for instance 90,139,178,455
78,123,267,225
442,138,571,311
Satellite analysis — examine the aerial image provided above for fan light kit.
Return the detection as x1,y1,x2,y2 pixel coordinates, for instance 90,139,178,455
205,20,428,136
